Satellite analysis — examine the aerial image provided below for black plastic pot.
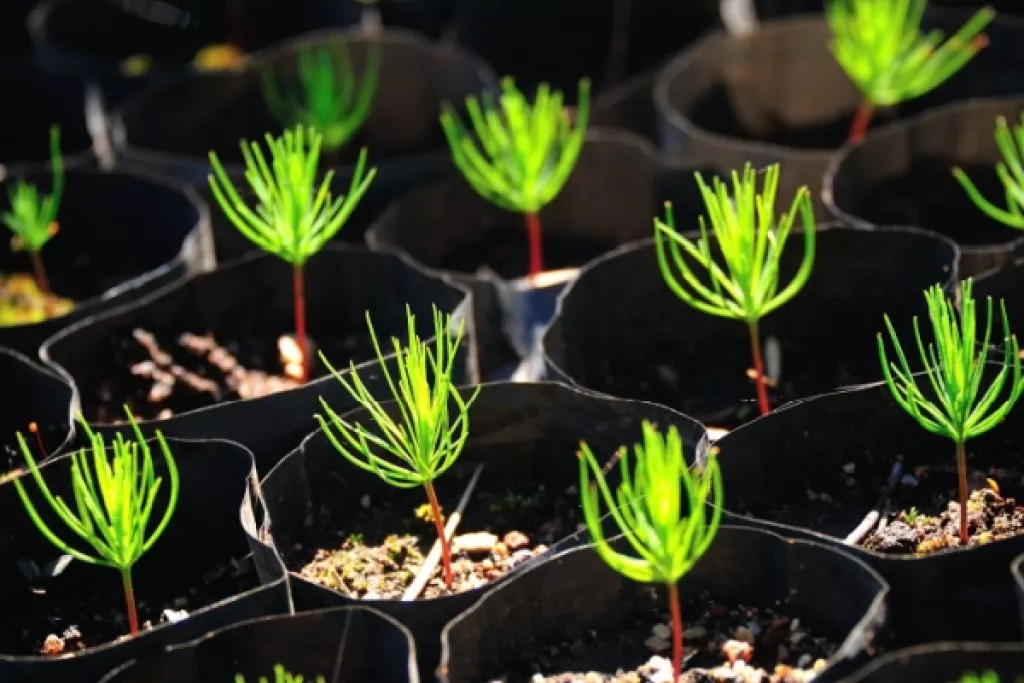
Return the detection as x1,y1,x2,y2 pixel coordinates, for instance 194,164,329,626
29,0,364,107
0,59,93,164
0,435,290,683
541,224,958,430
824,96,1024,279
111,28,496,261
654,12,1024,220
97,606,421,683
1014,554,1024,633
366,129,723,380
40,244,474,475
841,642,1024,682
260,380,709,676
451,0,720,98
714,379,1024,644
439,526,888,683
0,163,210,356
0,347,74,479
0,0,38,56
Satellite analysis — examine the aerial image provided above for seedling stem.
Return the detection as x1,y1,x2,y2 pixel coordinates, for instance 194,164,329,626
424,481,452,586
748,321,771,416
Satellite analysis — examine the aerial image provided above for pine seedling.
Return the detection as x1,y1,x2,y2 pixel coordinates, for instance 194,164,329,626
826,0,993,143
953,114,1024,230
315,305,480,589
263,44,381,153
208,125,377,384
578,422,723,682
235,664,325,683
440,77,590,279
2,126,64,295
653,163,815,416
12,408,179,635
878,279,1024,546
960,672,1001,683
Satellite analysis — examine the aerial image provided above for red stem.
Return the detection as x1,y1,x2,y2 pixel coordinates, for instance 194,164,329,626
668,582,683,681
748,321,771,417
293,264,308,385
847,100,875,144
122,570,139,635
525,211,543,279
956,441,968,546
425,482,453,588
30,252,50,295
28,422,48,461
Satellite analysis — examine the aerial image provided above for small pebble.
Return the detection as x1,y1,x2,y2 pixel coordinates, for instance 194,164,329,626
652,623,671,639
797,653,813,669
734,625,755,644
842,462,856,474
502,530,531,551
645,635,671,653
453,532,498,554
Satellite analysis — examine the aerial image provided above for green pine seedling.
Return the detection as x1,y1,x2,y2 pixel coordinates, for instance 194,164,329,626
440,77,590,279
263,43,381,153
826,0,993,143
953,114,1024,230
2,125,64,294
653,163,815,417
12,407,179,635
315,305,481,589
578,422,723,682
235,664,325,683
878,279,1024,546
208,125,377,385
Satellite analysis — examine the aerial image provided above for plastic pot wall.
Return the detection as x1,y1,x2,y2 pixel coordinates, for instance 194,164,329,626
439,526,888,683
824,96,1024,278
112,28,496,261
653,12,1024,220
97,607,421,683
0,436,290,683
714,378,1024,644
366,129,724,379
841,642,1024,682
0,163,210,356
40,245,473,475
260,380,709,676
541,225,958,429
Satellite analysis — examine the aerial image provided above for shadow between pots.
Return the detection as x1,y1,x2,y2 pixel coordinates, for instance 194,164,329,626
541,225,958,431
824,96,1024,279
0,59,92,164
714,377,1024,644
653,11,1024,220
366,128,723,380
840,641,1024,682
39,244,474,475
438,526,888,683
1014,554,1024,633
111,27,496,260
260,380,709,676
97,606,421,683
0,347,75,481
0,435,290,683
0,161,211,356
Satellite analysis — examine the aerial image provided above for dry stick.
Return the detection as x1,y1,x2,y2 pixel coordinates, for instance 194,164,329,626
402,464,485,601
844,458,904,546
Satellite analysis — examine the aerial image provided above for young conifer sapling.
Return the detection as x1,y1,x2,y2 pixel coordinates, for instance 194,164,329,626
315,305,480,589
2,125,64,295
12,408,179,635
235,665,325,683
877,279,1024,546
826,0,993,143
953,113,1024,229
578,422,723,682
263,43,381,153
440,77,590,280
208,125,376,384
654,163,815,416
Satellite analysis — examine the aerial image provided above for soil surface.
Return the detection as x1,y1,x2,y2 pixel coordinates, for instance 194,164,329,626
0,273,74,326
82,327,376,423
498,589,836,683
289,482,581,600
6,554,259,656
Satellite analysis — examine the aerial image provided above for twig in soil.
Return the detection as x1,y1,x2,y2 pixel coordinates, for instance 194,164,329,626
402,464,484,601
844,457,903,546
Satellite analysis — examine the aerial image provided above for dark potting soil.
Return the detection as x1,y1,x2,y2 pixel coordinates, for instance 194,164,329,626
288,481,581,600
734,437,1024,555
6,554,259,657
497,588,835,683
848,160,1017,247
433,230,613,281
83,326,377,423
